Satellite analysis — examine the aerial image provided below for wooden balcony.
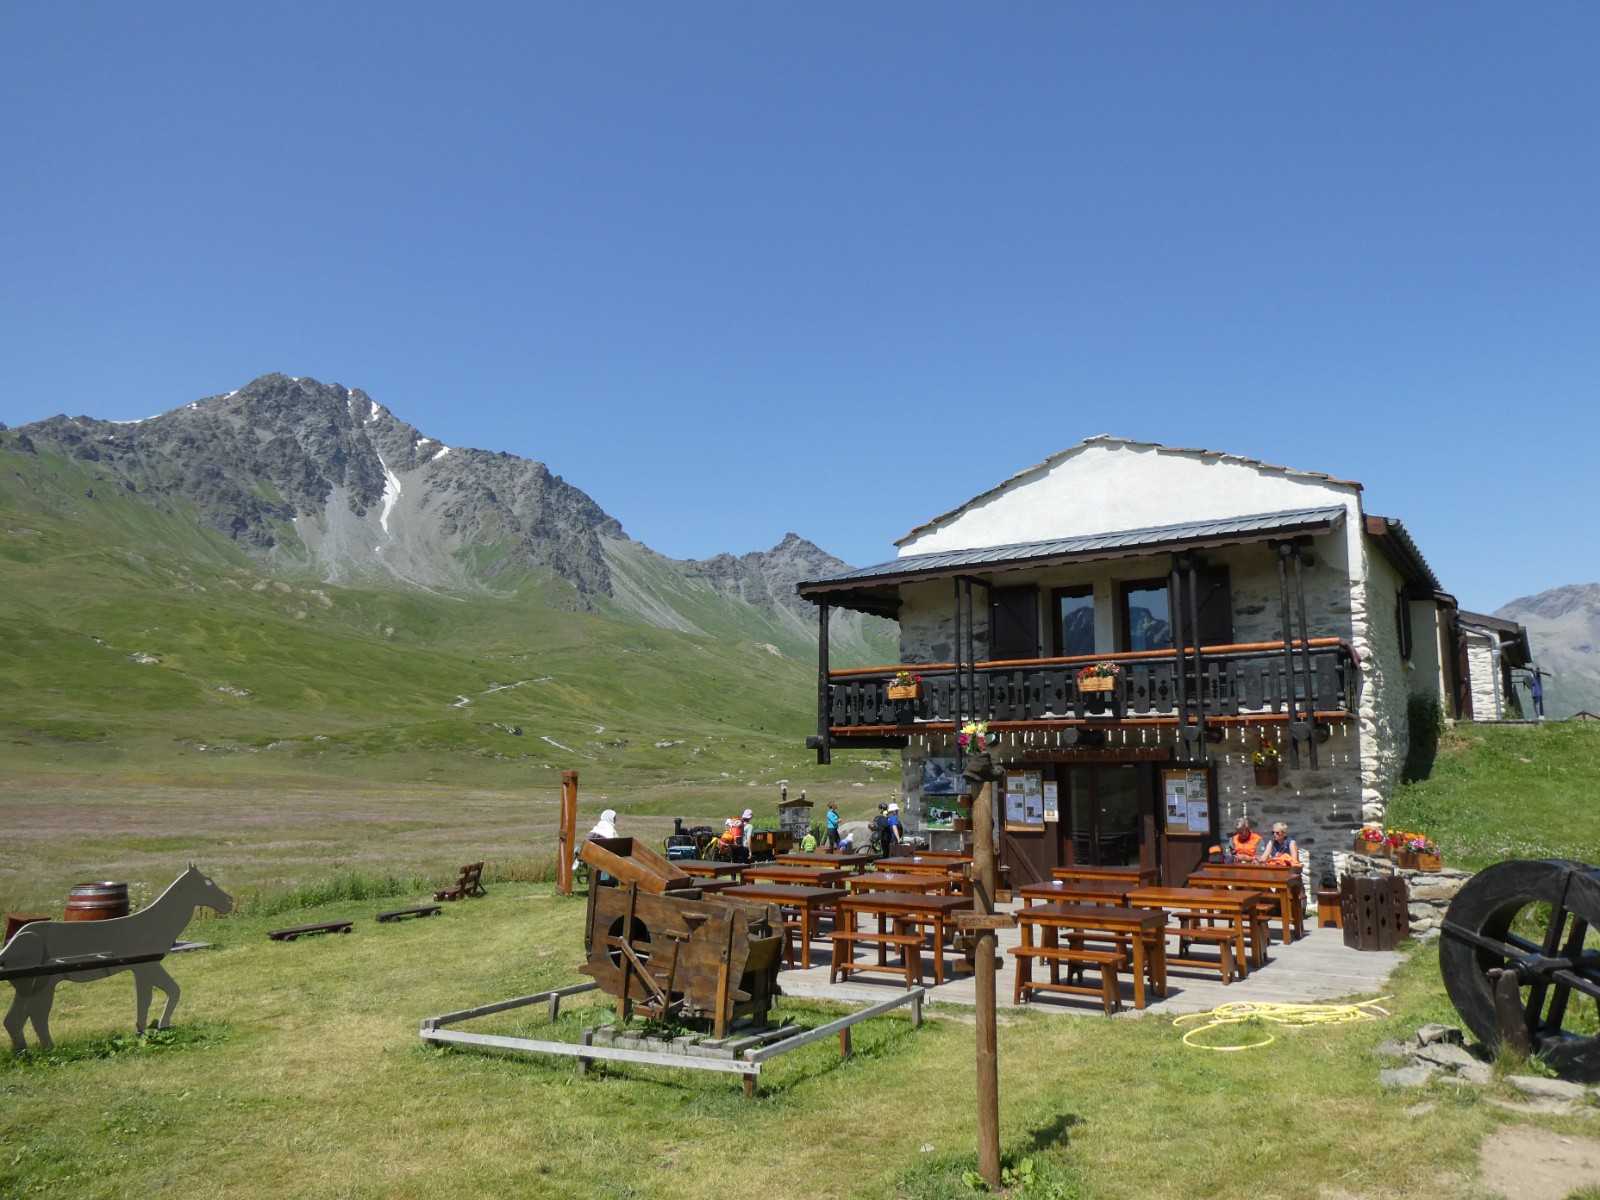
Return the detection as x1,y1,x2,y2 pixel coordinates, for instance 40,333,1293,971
822,639,1355,740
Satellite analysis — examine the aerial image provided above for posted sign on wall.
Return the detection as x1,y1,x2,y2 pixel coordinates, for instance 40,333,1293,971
1161,768,1212,834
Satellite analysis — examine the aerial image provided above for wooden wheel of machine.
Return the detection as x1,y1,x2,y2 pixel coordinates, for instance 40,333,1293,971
1439,858,1600,1082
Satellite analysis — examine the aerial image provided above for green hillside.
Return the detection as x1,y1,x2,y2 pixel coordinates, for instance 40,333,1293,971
1386,720,1600,868
0,437,850,787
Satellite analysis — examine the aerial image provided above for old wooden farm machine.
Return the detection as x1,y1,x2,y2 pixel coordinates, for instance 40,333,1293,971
1440,858,1600,1082
577,836,782,1037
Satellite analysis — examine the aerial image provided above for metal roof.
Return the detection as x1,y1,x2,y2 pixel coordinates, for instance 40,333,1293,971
799,505,1348,602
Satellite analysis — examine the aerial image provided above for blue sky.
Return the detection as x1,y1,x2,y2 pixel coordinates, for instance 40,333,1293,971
2,3,1595,613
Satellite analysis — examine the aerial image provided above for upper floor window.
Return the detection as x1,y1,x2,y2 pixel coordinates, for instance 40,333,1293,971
1120,580,1172,652
1053,587,1095,657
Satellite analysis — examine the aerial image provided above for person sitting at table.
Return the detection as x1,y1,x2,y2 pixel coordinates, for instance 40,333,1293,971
1227,817,1262,863
1257,822,1301,867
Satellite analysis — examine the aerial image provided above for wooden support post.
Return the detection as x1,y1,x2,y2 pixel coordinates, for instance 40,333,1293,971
557,770,580,896
971,775,1002,1190
839,1026,853,1059
576,1028,594,1077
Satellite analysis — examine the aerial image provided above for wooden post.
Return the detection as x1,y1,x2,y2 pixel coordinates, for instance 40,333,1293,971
970,774,1002,1189
557,770,579,896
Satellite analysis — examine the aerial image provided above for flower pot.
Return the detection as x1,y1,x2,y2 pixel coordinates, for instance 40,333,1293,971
1079,676,1116,694
1354,835,1383,855
1402,852,1442,871
887,683,923,701
1252,763,1279,787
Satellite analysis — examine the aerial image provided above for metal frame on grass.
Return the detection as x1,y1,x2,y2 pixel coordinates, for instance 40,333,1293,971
419,980,927,1096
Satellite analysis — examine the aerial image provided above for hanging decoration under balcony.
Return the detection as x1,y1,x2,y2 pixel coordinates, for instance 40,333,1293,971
1251,731,1281,786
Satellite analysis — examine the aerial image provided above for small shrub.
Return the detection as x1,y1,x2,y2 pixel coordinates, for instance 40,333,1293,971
1402,692,1444,783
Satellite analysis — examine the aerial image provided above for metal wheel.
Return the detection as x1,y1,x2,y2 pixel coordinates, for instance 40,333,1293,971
1439,859,1600,1082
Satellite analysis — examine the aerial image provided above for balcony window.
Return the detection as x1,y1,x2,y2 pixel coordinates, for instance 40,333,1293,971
1053,587,1095,657
1120,581,1172,652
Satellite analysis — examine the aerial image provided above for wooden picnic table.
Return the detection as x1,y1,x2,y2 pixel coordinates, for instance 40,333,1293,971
738,864,853,889
835,891,974,986
1018,878,1133,907
845,872,955,896
884,849,971,864
871,856,969,893
776,852,877,873
1014,902,1169,1010
722,884,847,970
1188,864,1305,943
674,861,745,879
686,878,743,895
1125,886,1266,980
1051,864,1160,886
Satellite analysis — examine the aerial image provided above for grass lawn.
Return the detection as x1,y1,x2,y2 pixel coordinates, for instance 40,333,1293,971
5,884,1596,1200
3,724,1599,1199
1386,722,1600,869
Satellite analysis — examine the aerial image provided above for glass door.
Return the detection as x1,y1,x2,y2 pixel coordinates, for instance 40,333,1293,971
1064,765,1142,866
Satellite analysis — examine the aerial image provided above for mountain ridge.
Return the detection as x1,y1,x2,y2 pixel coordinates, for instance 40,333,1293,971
8,373,889,659
1496,582,1600,718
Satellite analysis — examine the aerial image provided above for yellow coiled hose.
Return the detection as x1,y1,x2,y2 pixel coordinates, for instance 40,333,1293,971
1173,996,1394,1050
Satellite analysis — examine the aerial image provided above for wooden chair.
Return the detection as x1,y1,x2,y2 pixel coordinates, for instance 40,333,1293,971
433,861,486,902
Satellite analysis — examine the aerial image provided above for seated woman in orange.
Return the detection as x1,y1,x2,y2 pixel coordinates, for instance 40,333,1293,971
1256,822,1301,867
1227,818,1262,863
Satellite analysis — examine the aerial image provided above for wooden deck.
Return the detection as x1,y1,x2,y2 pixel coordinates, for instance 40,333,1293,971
776,907,1405,1016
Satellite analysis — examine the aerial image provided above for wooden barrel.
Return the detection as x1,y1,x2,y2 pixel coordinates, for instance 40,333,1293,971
64,881,130,922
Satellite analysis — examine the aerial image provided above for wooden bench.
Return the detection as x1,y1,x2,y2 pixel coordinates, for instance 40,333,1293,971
433,861,486,902
828,930,924,988
375,905,443,923
267,920,353,942
1010,945,1126,1014
1171,922,1241,983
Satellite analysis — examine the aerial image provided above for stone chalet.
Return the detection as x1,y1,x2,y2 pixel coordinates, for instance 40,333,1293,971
796,436,1532,885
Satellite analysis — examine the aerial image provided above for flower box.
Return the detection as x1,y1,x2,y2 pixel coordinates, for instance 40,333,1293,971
887,683,923,701
1079,676,1116,694
1253,763,1279,787
1399,851,1442,872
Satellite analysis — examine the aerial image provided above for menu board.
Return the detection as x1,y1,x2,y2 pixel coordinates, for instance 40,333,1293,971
1162,768,1212,834
1004,771,1045,831
1042,781,1059,823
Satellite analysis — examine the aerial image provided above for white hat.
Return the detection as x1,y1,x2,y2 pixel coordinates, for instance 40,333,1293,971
888,803,899,812
742,809,754,820
600,809,617,824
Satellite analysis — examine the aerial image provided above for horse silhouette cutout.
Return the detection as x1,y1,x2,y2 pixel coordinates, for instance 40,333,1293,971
2,864,233,1053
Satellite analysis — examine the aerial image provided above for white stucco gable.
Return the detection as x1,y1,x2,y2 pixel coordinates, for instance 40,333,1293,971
896,436,1365,557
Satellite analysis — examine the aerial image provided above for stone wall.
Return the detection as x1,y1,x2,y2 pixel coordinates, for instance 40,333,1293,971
1463,629,1502,720
1355,545,1411,824
1211,725,1365,884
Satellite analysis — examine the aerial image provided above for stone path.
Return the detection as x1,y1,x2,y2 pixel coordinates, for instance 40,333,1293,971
777,909,1406,1017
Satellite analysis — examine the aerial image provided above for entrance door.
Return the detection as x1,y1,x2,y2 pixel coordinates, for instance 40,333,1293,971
1062,765,1145,867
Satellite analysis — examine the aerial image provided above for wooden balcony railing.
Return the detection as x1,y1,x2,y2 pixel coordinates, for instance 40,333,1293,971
825,640,1355,731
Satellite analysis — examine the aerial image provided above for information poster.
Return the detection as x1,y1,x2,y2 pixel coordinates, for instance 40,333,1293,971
1186,769,1210,830
1042,781,1059,823
1004,771,1045,831
1162,768,1212,834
